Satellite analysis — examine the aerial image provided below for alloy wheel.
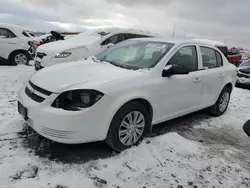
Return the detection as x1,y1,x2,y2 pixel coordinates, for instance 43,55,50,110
15,54,27,65
219,92,230,112
118,111,145,146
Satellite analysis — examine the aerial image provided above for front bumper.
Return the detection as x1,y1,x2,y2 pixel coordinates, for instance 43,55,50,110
38,54,79,68
34,61,44,71
18,86,113,144
236,72,250,85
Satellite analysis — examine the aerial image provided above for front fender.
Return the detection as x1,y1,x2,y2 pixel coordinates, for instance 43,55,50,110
8,49,32,61
105,91,157,132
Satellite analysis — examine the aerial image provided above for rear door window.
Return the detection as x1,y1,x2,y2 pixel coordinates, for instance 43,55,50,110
200,47,223,68
216,51,223,67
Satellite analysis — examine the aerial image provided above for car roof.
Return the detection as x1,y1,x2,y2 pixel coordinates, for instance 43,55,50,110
0,23,27,36
130,37,226,48
192,38,227,47
89,27,158,37
0,23,25,31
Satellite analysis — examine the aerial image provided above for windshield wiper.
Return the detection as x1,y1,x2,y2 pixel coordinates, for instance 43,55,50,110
91,56,101,63
104,60,137,70
104,60,128,69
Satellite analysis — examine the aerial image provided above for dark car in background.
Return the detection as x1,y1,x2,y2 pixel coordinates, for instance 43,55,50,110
228,48,242,66
236,58,250,87
216,46,242,66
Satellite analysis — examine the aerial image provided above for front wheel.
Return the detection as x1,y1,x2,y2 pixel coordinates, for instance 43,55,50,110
11,52,29,66
106,102,151,152
208,87,231,116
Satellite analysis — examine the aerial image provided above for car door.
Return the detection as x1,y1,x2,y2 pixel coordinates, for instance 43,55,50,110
155,45,203,122
197,46,225,108
0,27,21,59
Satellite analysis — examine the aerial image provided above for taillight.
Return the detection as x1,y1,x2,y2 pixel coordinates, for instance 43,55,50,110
34,42,40,47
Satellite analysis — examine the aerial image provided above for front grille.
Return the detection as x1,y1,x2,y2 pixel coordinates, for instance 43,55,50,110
238,71,250,79
25,87,45,103
40,126,76,139
29,81,52,96
36,52,47,59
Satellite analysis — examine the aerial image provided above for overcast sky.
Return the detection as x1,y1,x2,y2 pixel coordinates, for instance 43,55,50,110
1,0,250,48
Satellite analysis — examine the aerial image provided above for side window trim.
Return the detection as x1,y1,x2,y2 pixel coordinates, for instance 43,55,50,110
165,45,199,72
199,46,222,69
215,50,223,67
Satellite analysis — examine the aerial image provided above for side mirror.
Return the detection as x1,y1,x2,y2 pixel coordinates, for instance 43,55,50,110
162,64,189,77
106,43,115,48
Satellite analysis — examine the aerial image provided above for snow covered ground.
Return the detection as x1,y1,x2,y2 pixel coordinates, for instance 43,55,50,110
1,65,250,188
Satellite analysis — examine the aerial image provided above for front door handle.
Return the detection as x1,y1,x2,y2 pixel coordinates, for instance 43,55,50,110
193,76,201,83
8,42,16,44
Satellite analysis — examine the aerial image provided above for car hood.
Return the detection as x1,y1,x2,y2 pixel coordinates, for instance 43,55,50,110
30,60,144,93
238,67,250,74
37,36,100,55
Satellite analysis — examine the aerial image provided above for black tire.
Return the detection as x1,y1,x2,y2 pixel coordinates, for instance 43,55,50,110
106,101,151,152
208,87,231,116
10,51,29,66
243,119,250,138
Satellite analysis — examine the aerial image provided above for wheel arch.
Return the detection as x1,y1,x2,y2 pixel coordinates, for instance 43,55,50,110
107,96,155,136
213,81,233,105
8,49,30,62
224,82,233,93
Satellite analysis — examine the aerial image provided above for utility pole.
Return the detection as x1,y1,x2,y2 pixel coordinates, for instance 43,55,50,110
184,27,187,39
172,23,176,39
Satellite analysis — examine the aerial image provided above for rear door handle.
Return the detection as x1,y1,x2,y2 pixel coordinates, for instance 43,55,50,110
8,42,16,44
219,73,224,78
193,76,201,83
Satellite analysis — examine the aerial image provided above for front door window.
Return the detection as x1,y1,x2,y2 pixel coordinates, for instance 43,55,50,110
167,46,198,72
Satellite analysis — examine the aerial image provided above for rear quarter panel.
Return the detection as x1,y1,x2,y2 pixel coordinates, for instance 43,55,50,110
220,62,237,93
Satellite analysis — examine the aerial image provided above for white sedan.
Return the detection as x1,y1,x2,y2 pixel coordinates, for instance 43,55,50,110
34,28,156,70
18,38,237,151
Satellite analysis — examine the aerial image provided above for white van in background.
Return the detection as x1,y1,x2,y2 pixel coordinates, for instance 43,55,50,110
34,28,157,70
0,23,36,65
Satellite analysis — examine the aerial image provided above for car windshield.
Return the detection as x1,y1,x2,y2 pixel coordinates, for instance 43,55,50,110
95,40,174,70
240,60,250,67
22,30,33,38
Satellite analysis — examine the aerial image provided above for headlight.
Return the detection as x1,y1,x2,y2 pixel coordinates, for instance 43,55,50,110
52,90,104,111
55,52,72,58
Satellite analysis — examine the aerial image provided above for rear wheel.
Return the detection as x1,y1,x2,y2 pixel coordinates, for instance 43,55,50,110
208,87,231,116
106,102,151,152
10,51,29,66
243,119,250,138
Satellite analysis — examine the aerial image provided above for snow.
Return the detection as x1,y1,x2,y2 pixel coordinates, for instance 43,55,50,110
192,38,226,47
237,77,250,84
1,66,250,188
